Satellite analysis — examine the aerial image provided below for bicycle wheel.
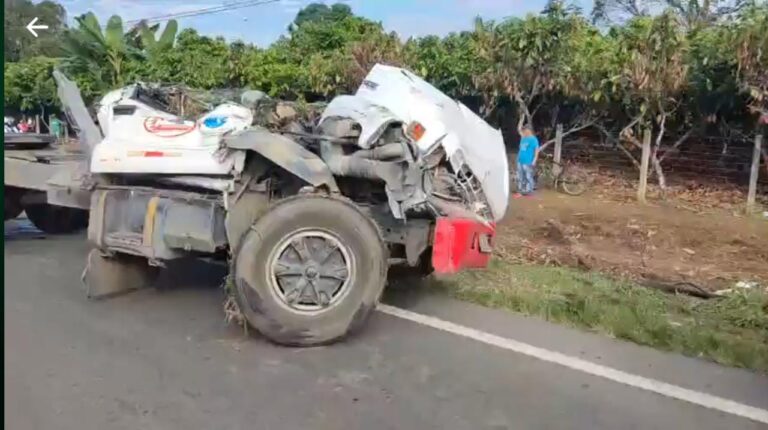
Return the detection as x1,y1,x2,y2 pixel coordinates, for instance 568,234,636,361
534,164,552,191
558,169,589,196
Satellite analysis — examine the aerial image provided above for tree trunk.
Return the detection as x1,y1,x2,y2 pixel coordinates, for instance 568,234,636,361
746,134,762,213
651,152,667,190
651,112,668,191
512,90,532,134
762,147,768,177
516,106,527,135
638,129,652,203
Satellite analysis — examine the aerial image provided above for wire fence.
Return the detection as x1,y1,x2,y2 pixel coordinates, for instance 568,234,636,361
534,127,767,213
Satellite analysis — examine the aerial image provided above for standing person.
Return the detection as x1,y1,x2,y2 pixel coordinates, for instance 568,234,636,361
17,117,29,133
514,125,540,198
50,114,63,142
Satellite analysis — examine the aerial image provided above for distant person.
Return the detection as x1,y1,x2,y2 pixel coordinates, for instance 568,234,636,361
17,118,29,133
514,125,540,198
50,115,63,141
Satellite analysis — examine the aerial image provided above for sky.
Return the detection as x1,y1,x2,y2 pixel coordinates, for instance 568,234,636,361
57,0,595,47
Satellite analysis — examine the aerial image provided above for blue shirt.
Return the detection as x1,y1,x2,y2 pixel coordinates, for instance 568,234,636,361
517,135,540,165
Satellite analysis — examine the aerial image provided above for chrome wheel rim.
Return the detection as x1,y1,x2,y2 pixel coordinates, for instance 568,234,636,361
267,229,354,314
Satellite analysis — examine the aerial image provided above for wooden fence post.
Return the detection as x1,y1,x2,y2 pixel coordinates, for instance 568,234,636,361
746,134,763,213
637,128,651,204
553,124,563,176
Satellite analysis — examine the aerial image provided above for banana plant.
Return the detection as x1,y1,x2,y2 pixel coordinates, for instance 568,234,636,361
137,19,179,54
62,13,177,90
62,13,137,89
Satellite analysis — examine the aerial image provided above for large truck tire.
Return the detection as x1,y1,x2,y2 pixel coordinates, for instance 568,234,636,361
4,187,24,221
25,203,89,234
233,195,387,346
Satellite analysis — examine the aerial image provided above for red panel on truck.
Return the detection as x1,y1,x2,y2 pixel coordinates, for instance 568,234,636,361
431,217,495,274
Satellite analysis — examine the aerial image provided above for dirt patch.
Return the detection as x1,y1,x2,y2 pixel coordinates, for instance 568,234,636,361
497,191,768,291
583,166,768,213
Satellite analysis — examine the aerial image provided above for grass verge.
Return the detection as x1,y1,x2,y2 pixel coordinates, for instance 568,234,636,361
429,260,768,372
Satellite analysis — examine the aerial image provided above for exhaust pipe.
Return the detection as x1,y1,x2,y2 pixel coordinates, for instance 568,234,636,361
317,118,406,185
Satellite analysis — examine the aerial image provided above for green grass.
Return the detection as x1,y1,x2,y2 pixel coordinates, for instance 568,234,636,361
429,260,768,372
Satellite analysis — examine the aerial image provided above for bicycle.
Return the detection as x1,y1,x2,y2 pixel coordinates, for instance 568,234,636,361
512,158,589,196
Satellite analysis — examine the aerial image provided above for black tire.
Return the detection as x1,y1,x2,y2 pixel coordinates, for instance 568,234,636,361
233,195,387,346
4,187,24,221
24,204,89,234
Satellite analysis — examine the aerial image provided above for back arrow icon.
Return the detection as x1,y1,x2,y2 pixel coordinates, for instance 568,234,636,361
26,17,48,38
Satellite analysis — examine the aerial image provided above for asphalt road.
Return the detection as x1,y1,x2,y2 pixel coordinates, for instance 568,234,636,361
5,222,768,430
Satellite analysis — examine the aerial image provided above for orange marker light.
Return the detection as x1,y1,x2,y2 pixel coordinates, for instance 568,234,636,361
406,121,426,141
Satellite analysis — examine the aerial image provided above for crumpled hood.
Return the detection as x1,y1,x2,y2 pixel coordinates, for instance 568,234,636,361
323,64,509,221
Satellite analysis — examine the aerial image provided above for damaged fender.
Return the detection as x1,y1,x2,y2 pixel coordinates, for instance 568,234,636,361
225,127,339,192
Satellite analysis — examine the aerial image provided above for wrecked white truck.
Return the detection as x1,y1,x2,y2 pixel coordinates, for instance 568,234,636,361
53,64,509,346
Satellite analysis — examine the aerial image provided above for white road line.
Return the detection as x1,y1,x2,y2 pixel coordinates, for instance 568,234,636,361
377,304,768,425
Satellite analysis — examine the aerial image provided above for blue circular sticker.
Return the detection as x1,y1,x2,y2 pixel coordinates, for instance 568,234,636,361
203,116,228,128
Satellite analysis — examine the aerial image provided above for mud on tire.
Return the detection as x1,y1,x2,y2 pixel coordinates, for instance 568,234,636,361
233,195,388,346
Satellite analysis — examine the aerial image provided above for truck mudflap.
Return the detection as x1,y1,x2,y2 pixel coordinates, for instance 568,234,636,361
431,217,495,274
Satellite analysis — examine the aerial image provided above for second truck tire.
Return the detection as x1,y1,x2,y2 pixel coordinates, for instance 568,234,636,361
25,203,89,234
4,187,24,221
233,195,387,346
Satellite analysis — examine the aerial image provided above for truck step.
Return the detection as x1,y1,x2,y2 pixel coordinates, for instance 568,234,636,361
105,232,143,247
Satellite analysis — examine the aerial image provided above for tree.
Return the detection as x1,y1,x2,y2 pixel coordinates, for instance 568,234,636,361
591,0,652,23
4,57,60,114
686,21,747,134
404,32,480,100
227,41,259,89
148,29,232,88
472,3,599,140
243,4,397,99
730,5,768,123
607,13,690,189
62,13,178,91
62,13,139,90
288,12,385,59
342,31,404,92
291,2,352,29
593,0,752,26
4,0,67,62
666,0,752,27
241,38,311,99
137,19,178,56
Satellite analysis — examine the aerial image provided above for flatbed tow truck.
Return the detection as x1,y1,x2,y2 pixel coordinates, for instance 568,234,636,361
4,133,90,232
